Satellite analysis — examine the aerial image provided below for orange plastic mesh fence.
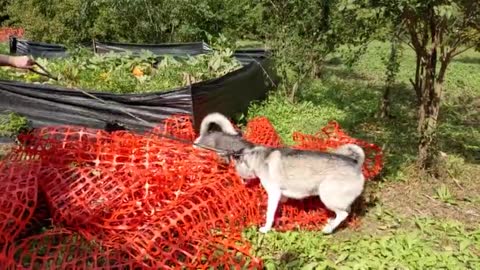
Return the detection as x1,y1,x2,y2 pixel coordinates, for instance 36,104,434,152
0,27,24,42
0,115,383,269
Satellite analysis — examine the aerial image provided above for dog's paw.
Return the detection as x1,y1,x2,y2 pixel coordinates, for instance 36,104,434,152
322,224,334,234
259,226,271,234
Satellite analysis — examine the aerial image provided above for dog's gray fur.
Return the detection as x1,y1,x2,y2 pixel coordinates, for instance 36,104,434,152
193,112,254,162
233,143,366,234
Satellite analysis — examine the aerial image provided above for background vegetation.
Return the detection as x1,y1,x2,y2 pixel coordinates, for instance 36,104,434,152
1,0,479,268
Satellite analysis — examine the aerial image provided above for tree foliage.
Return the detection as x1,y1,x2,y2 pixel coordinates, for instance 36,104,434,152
339,0,480,171
4,0,260,44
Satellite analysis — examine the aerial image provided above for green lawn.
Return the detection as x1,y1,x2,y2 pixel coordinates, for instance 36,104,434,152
244,41,480,269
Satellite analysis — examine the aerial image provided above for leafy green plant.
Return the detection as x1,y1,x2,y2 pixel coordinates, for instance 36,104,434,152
0,49,242,94
0,112,29,138
434,184,457,205
245,217,480,269
259,0,338,102
4,0,262,44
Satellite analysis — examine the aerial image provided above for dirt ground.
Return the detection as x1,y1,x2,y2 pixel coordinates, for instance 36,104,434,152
380,175,480,227
0,143,14,160
344,163,480,236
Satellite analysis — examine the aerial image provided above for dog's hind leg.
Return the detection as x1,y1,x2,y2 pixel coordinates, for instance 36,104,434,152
318,178,357,234
260,188,282,233
321,209,349,234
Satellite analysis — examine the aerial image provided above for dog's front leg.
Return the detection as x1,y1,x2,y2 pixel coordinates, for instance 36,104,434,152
260,189,282,233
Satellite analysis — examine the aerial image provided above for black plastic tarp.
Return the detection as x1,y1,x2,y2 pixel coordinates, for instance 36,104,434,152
1,38,278,136
0,80,192,132
93,40,212,57
9,37,70,58
9,37,213,58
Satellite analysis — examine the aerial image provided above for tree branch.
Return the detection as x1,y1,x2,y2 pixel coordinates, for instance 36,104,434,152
403,8,424,55
401,39,415,50
451,45,476,58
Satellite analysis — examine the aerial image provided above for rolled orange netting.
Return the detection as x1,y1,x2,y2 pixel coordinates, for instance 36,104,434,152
0,114,383,268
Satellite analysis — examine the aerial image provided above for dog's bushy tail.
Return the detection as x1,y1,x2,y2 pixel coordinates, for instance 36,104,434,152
334,143,365,169
198,112,238,137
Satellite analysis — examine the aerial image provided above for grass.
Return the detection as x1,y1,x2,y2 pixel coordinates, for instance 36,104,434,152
0,42,9,54
244,40,480,269
244,216,480,269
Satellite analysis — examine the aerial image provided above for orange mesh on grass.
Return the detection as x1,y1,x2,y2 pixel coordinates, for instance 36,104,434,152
292,121,384,179
244,116,283,147
5,229,145,269
0,160,39,243
0,115,382,268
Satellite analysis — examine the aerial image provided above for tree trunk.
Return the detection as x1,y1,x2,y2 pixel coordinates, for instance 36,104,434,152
410,50,428,132
379,85,392,119
414,55,426,132
379,36,400,119
417,86,440,170
417,54,449,171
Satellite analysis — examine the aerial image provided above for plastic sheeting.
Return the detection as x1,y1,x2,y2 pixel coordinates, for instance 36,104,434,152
9,37,70,58
2,38,278,134
93,40,212,57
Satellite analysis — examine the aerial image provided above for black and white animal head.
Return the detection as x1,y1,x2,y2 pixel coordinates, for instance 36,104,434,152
231,146,270,181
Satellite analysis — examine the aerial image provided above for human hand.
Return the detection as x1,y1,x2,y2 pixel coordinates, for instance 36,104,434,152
10,56,35,69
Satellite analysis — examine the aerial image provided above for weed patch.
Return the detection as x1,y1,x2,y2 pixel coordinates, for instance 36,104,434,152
245,215,479,269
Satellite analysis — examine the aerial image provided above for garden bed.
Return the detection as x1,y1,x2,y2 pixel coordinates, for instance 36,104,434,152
2,45,243,94
0,37,278,134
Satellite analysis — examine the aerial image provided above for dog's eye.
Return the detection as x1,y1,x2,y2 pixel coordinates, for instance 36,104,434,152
231,153,244,162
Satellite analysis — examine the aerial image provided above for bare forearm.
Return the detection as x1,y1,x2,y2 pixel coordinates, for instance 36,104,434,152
0,55,15,67
0,55,34,69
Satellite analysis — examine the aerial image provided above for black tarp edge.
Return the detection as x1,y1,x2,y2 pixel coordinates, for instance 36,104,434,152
0,79,194,133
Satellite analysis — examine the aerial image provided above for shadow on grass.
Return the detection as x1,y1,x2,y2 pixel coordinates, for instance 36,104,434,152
320,64,371,82
297,68,419,178
453,56,480,65
439,95,480,164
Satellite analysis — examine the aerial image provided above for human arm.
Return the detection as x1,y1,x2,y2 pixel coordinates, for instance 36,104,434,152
0,55,34,69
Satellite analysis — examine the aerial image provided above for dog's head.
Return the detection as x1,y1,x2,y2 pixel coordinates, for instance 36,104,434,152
193,133,215,149
231,146,268,181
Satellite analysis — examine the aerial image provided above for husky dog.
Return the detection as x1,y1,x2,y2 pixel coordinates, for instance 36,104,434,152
193,112,254,162
232,143,366,234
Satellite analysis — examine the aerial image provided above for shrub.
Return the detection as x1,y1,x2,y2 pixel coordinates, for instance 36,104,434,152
4,0,260,44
